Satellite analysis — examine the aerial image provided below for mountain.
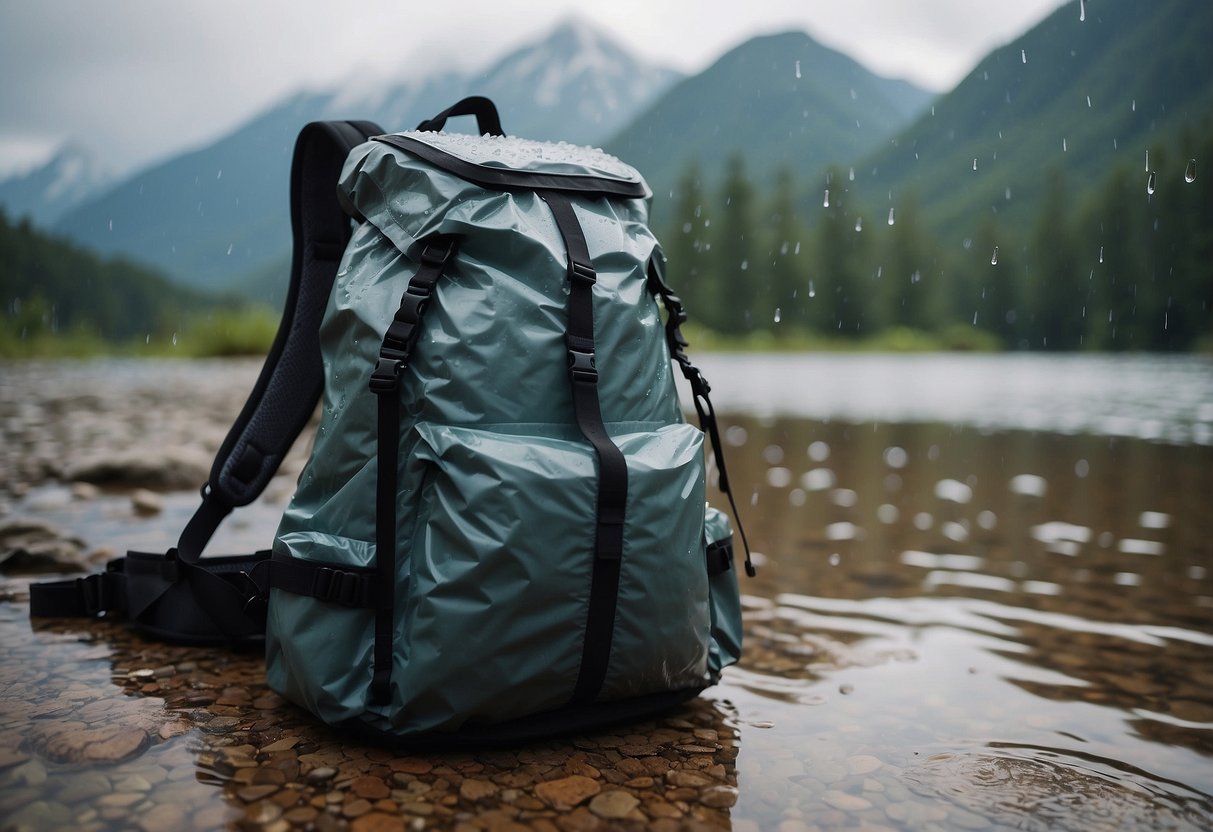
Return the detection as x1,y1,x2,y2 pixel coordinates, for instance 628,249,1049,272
845,0,1213,240
605,30,934,210
0,142,113,226
48,19,681,297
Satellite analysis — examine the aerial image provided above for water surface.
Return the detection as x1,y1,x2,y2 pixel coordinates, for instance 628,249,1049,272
1,354,1211,830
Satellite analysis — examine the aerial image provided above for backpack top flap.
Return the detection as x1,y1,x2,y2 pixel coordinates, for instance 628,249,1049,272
338,132,653,257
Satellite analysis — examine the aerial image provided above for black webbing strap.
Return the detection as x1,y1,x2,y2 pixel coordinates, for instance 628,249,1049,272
541,191,630,705
178,119,384,566
368,233,460,706
255,556,376,609
160,120,385,641
29,563,127,618
646,260,756,577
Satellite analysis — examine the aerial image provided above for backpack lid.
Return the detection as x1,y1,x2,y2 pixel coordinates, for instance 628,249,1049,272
373,131,650,199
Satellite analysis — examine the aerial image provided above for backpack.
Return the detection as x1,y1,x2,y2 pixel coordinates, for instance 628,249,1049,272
30,97,753,747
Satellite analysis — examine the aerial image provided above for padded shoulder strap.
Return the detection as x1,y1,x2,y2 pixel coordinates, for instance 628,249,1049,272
179,119,383,560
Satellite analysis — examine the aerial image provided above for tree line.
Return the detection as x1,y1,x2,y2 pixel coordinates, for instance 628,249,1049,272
659,125,1212,351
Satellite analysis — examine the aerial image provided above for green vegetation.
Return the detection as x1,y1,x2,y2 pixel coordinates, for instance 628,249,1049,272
0,210,278,358
660,117,1213,352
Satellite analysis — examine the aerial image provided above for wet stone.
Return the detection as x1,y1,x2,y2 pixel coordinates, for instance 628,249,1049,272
587,789,640,819
535,775,601,809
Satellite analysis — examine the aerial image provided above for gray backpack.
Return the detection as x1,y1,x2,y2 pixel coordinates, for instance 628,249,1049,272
31,97,752,746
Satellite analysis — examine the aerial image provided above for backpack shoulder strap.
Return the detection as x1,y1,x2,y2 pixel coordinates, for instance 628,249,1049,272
31,120,383,641
179,119,383,561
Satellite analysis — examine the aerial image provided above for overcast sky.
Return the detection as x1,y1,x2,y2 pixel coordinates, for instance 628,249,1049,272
0,0,1071,179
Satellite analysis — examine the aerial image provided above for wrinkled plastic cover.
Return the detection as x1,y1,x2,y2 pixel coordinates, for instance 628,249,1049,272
266,132,741,735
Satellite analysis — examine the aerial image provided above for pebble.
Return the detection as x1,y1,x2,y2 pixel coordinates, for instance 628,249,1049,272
588,789,640,819
534,775,601,809
130,488,164,516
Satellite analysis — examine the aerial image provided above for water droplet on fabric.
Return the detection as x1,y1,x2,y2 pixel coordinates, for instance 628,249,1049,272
1185,158,1197,183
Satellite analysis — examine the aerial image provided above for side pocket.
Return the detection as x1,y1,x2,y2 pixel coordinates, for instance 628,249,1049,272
706,506,743,677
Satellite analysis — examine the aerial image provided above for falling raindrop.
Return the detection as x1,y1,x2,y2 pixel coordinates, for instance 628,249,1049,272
1021,49,1027,64
1080,0,1086,21
1146,170,1157,195
1086,95,1092,108
887,207,896,226
1062,137,1068,152
1185,158,1197,183
972,158,978,172
854,217,863,232
991,246,999,265
795,60,802,79
823,189,830,208
773,307,782,323
808,281,817,298
794,241,801,254
226,243,234,256
1145,149,1150,171
848,167,855,181
1099,246,1104,263
972,311,978,325
740,259,749,271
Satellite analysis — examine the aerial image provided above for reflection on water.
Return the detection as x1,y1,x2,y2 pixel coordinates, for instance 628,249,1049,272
2,356,1212,831
720,415,1213,831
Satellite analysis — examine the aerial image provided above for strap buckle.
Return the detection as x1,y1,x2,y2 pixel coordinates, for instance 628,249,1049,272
312,567,368,607
569,260,597,285
369,358,403,394
567,349,598,384
76,573,112,616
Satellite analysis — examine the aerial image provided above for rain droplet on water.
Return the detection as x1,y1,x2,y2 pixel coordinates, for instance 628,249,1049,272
1147,170,1157,195
1185,158,1197,183
991,246,999,265
887,207,896,226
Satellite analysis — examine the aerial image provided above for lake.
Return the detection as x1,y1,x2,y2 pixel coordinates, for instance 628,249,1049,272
1,353,1211,831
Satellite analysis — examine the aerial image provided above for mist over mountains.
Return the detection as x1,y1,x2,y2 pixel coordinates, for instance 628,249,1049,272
3,1,1210,312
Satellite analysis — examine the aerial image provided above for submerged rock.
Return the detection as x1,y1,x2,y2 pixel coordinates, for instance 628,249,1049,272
0,518,88,574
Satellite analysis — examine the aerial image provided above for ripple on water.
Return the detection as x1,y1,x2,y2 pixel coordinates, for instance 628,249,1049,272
903,744,1213,832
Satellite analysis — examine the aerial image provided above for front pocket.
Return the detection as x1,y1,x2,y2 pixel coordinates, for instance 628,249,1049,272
391,421,710,732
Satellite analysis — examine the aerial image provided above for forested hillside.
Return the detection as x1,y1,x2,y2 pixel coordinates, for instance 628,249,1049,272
0,211,271,356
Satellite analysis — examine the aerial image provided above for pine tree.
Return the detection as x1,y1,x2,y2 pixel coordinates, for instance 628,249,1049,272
712,154,761,334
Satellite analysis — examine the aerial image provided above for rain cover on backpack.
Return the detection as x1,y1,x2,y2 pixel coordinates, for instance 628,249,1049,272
264,113,744,744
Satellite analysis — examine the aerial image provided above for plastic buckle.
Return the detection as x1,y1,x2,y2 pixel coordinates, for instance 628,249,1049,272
369,358,403,394
77,574,108,616
420,237,456,267
569,261,597,285
312,567,362,607
567,349,598,384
